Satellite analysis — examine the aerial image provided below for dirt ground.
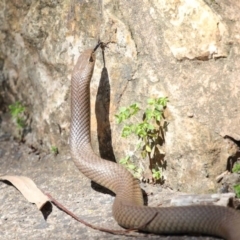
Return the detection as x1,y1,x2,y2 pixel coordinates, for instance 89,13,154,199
0,135,224,240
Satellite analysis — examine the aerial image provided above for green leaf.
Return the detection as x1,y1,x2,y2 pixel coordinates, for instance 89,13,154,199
50,146,58,155
232,163,240,173
16,117,25,128
153,109,161,117
115,114,122,124
137,129,147,138
145,145,151,152
234,184,240,198
9,102,25,118
122,125,133,137
145,108,153,120
119,156,130,165
119,106,127,112
157,97,169,107
130,103,140,113
152,168,161,180
156,114,161,122
147,124,154,131
127,164,136,170
147,98,155,105
141,150,147,159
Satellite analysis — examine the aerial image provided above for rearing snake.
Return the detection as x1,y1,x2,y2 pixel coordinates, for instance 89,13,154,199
70,45,240,240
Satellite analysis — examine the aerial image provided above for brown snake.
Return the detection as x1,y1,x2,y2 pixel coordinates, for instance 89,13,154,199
70,45,240,240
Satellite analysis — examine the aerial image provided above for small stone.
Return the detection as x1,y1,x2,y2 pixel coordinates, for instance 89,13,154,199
187,112,194,118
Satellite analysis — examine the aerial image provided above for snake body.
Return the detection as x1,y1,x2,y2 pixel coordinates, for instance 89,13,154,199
70,48,240,240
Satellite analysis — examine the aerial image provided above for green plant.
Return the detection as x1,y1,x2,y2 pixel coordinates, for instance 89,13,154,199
232,163,240,198
152,168,161,181
233,184,240,198
232,163,240,173
115,97,168,181
8,101,26,129
119,156,142,178
50,146,58,155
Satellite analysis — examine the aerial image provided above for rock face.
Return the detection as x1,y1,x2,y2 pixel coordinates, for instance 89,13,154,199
1,0,240,193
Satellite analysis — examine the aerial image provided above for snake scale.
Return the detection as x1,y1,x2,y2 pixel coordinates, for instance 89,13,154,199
70,46,240,240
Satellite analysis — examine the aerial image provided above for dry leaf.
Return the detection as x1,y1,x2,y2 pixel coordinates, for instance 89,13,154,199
0,175,50,209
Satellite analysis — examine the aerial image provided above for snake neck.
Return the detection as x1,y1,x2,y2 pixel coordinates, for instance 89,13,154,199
70,74,91,149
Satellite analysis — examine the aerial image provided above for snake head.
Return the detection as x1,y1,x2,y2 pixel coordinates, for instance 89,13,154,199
72,49,96,80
